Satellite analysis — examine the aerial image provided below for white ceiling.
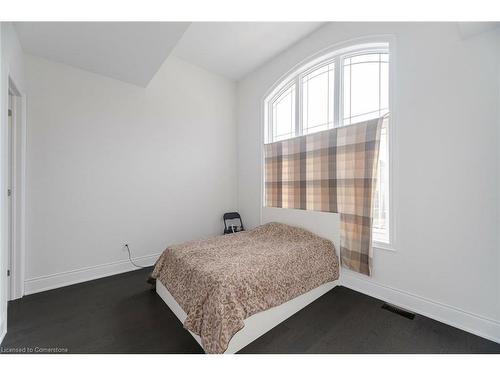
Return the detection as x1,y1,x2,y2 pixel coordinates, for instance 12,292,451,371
14,22,190,87
173,22,324,80
13,22,500,86
14,22,324,85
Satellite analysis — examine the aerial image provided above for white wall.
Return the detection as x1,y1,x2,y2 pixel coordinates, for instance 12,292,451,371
24,53,237,293
0,22,26,343
237,22,500,340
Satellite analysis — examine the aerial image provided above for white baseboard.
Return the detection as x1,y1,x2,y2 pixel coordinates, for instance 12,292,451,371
340,269,500,344
24,253,161,296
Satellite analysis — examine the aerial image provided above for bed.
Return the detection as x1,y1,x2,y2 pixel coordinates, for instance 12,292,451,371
152,212,340,354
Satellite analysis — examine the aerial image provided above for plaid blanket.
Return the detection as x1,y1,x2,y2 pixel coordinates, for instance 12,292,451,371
264,117,382,275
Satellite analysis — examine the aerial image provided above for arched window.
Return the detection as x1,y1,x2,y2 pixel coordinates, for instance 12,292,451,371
264,42,391,245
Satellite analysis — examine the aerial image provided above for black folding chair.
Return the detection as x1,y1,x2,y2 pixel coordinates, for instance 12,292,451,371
223,212,244,234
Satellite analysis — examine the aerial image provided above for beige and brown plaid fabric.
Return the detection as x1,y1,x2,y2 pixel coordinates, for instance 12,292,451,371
264,117,383,275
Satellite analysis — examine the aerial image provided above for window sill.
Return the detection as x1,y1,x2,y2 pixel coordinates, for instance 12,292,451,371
373,242,397,252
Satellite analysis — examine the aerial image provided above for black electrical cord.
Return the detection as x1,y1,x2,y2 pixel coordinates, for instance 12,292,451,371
124,244,146,268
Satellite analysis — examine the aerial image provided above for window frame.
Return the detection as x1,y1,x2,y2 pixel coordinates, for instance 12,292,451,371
262,38,397,251
266,44,389,141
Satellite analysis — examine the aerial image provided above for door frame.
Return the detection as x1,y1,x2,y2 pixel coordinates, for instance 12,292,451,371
6,75,26,300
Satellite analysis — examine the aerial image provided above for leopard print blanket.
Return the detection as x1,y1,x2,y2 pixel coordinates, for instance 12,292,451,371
151,222,339,353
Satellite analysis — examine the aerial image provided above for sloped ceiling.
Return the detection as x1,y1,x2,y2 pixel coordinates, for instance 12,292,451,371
15,22,325,85
15,22,500,85
173,22,325,80
14,22,190,87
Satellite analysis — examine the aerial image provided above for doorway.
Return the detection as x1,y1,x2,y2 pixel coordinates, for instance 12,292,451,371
6,78,26,301
7,92,14,300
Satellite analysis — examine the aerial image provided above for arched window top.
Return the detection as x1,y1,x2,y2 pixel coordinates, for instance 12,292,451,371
264,41,390,144
263,40,392,245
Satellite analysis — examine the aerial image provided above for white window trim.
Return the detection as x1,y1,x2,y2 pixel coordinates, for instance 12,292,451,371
261,35,398,252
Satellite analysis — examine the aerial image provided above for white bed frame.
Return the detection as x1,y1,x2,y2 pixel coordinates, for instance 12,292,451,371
156,208,341,354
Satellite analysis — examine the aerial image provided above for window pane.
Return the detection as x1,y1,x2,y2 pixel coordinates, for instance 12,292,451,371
273,85,296,141
342,51,390,243
343,53,389,125
380,61,389,110
350,61,379,119
373,118,389,243
302,64,334,134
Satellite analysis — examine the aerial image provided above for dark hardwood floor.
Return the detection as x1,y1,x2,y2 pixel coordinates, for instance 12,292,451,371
2,267,499,354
